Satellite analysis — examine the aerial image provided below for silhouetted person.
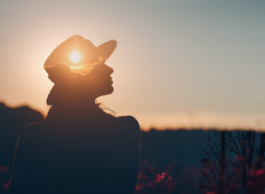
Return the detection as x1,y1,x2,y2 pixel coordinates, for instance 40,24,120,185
10,35,140,194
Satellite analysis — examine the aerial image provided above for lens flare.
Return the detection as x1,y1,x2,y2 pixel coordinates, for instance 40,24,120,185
70,52,81,63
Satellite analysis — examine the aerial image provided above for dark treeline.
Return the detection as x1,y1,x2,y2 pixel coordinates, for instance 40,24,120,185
1,102,265,194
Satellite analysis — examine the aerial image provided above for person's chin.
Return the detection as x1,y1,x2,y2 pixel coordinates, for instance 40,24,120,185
101,86,114,96
107,86,114,94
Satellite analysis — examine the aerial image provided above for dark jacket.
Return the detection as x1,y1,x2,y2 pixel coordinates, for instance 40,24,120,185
10,109,140,194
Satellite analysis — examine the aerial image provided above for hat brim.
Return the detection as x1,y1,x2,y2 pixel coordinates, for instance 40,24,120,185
44,35,117,75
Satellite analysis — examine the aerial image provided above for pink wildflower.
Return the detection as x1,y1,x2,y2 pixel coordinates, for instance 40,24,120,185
155,172,172,183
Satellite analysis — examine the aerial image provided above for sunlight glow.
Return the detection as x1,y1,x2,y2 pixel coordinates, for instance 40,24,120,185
70,52,81,63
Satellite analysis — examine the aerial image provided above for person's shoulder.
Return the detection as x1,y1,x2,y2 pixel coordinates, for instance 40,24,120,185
23,122,44,130
116,115,139,126
22,122,44,133
14,123,45,161
19,123,45,141
115,116,140,133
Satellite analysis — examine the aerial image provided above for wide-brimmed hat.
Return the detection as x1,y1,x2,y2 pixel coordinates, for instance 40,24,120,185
44,35,117,76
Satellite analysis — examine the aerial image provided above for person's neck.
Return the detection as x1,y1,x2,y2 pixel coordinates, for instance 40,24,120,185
66,99,98,111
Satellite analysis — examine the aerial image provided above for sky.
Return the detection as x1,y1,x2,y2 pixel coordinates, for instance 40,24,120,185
1,0,265,130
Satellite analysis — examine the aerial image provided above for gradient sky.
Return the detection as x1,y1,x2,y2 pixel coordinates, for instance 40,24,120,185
1,0,265,130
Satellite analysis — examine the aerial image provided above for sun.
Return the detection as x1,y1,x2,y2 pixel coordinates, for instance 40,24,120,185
70,51,81,63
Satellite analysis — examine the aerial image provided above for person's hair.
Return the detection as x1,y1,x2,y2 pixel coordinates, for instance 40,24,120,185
96,101,116,116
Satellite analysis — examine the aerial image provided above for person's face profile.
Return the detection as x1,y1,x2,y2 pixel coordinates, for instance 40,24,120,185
86,62,114,97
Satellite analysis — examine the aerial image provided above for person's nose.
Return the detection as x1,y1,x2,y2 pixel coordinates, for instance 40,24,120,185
104,64,114,75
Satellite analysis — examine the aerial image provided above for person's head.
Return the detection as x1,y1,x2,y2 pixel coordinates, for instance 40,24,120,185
44,35,117,106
